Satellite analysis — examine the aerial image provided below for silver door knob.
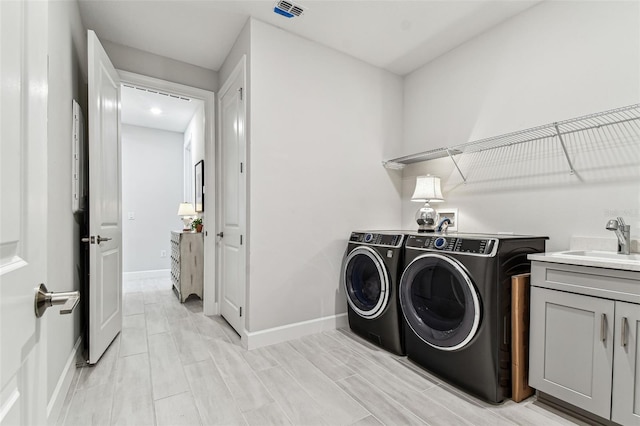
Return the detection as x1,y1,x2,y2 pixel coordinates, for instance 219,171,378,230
34,283,80,318
81,236,111,244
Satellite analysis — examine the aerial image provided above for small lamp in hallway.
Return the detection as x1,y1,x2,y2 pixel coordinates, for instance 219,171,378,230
177,202,196,231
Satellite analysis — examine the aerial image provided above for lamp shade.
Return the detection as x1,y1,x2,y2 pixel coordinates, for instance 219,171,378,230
411,175,444,202
177,202,196,216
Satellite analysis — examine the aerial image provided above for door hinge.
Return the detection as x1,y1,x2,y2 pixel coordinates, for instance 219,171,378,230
240,235,243,245
240,162,243,173
239,307,242,317
239,87,243,101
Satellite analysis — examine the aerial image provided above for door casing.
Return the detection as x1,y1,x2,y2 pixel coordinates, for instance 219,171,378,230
118,71,216,315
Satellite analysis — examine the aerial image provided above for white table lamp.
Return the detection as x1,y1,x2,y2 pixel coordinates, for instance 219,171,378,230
411,175,444,232
177,202,196,231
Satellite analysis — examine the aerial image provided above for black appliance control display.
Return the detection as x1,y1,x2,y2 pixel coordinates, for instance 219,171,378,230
406,235,496,255
454,238,488,254
349,232,403,248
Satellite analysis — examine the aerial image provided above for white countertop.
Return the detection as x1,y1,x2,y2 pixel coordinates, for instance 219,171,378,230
529,251,640,272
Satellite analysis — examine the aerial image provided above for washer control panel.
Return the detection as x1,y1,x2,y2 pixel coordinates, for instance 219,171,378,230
406,234,496,256
350,232,404,248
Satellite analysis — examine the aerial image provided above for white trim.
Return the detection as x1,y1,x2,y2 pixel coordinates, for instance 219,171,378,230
117,70,216,316
123,269,170,281
47,337,81,425
244,313,348,350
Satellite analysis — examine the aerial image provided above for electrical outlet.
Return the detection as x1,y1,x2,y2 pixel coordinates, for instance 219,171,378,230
160,250,166,257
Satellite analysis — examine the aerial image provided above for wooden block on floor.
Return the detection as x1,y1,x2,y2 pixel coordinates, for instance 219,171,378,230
512,273,535,402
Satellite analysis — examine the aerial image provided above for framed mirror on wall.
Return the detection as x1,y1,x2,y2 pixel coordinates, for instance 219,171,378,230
195,160,204,212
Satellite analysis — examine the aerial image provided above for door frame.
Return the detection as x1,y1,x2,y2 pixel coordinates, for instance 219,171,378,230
118,71,217,315
216,56,248,340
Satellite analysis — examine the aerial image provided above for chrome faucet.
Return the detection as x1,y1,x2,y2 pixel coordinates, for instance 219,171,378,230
606,217,631,255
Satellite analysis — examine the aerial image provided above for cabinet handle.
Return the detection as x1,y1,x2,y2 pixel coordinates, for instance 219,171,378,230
601,313,607,342
621,317,628,347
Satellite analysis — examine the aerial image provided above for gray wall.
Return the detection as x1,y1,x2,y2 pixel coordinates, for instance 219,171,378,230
47,0,86,412
102,39,219,92
246,20,404,332
122,125,184,273
401,1,640,251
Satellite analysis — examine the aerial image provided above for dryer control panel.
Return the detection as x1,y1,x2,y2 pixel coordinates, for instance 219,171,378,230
406,235,497,256
350,232,404,248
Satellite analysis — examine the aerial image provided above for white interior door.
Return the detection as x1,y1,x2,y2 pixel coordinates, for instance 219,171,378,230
87,30,122,364
218,58,246,335
0,1,48,424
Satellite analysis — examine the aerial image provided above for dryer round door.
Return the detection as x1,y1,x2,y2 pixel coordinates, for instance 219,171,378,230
400,253,481,351
343,246,390,319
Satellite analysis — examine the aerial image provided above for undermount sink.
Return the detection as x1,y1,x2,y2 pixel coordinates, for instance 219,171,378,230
551,250,640,263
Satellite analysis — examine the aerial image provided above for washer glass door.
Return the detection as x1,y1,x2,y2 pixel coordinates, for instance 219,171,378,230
343,246,390,319
400,253,481,350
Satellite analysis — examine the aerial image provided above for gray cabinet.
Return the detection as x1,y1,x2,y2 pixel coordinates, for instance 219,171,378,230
170,231,203,303
529,261,640,424
530,287,614,419
612,301,640,425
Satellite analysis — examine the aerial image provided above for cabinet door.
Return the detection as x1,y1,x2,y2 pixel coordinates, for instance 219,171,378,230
530,287,614,419
612,301,640,425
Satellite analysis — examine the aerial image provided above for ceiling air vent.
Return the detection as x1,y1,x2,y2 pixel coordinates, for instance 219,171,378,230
274,0,304,18
123,84,191,102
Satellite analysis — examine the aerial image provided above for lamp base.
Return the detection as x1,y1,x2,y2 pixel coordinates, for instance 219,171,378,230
181,216,193,231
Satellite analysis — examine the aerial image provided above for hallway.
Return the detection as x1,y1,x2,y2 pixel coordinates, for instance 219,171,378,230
56,276,582,426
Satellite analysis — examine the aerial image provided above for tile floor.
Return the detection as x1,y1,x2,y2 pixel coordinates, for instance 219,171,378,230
57,276,586,426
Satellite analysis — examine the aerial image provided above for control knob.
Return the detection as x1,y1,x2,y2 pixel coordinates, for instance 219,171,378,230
364,233,374,243
434,237,447,250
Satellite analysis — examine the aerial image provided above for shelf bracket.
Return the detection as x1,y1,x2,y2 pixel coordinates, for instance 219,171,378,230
381,161,405,170
553,123,575,175
446,149,467,183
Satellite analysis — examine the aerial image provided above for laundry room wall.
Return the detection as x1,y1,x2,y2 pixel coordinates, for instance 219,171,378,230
101,40,219,92
246,19,403,334
122,125,184,274
46,0,87,420
401,0,640,252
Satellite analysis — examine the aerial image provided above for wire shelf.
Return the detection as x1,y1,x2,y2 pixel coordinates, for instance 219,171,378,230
382,103,640,182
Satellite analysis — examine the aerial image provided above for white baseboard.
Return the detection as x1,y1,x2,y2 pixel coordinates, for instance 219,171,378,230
244,313,348,350
47,337,81,425
123,269,170,281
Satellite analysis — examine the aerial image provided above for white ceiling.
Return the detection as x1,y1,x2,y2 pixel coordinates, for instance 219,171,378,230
82,0,542,132
78,0,541,76
121,84,203,132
